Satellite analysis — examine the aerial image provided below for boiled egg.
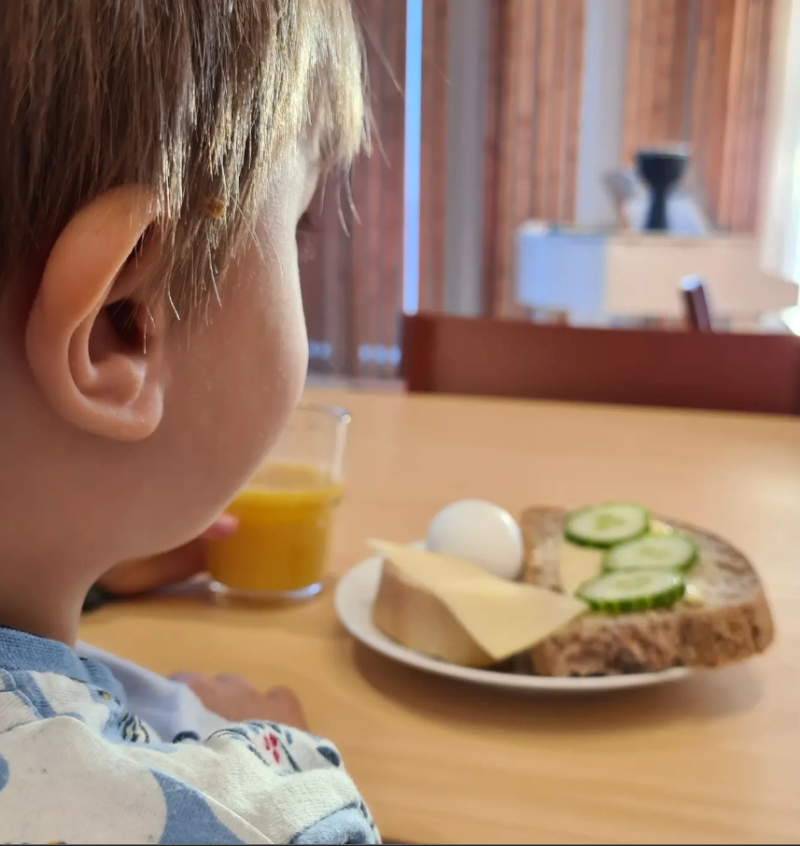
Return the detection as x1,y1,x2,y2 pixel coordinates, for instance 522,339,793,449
426,499,524,581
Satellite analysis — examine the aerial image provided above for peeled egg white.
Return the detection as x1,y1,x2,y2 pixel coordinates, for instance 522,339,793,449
426,499,524,581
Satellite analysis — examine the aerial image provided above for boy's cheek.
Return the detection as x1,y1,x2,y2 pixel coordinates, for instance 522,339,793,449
150,252,307,544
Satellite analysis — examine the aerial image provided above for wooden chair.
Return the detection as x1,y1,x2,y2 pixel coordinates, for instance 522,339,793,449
402,312,800,415
681,275,713,332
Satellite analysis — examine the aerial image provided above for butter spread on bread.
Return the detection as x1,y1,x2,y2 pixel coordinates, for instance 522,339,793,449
522,506,775,676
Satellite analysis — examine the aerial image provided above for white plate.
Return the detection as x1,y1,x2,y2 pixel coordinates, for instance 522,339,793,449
334,554,693,694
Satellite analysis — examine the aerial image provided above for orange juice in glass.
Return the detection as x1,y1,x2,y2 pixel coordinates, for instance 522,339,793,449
208,404,349,599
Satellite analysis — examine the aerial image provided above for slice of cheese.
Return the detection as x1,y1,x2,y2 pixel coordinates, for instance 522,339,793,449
369,540,586,663
374,560,493,666
558,542,603,595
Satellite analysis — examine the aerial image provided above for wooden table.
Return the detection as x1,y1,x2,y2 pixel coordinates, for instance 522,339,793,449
82,390,800,844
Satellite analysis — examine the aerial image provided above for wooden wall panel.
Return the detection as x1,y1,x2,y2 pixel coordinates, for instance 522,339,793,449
562,0,586,225
641,0,660,144
623,0,646,165
733,0,763,230
689,0,717,203
669,0,691,139
416,0,586,319
718,0,751,227
302,0,406,377
349,1,384,375
624,0,693,156
651,0,673,144
419,0,449,313
378,2,408,377
624,0,774,233
480,0,505,317
747,0,773,232
513,0,539,225
482,0,587,317
704,0,736,222
533,0,556,218
491,0,526,317
719,0,774,231
546,1,568,222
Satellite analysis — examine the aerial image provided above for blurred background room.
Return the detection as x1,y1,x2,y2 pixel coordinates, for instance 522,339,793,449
303,0,800,414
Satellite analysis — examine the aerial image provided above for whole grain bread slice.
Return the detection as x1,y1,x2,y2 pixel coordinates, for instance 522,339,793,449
520,506,774,676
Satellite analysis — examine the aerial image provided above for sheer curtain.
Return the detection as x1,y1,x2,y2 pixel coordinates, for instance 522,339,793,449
761,0,800,287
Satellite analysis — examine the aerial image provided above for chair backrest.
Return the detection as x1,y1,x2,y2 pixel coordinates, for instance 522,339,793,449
681,275,713,332
402,312,800,415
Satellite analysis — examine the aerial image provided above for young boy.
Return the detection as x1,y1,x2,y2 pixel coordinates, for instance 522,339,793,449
0,1,378,842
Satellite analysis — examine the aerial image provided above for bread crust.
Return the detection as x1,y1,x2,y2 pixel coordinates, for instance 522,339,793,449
372,561,493,667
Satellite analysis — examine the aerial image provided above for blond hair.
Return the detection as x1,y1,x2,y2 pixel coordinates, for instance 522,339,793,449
0,0,368,307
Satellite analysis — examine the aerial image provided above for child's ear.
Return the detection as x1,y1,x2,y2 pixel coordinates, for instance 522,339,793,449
26,185,170,441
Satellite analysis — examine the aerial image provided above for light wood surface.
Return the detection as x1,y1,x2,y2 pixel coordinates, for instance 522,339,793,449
81,390,800,844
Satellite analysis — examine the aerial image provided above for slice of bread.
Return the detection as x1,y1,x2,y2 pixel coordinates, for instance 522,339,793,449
520,506,774,676
373,561,495,667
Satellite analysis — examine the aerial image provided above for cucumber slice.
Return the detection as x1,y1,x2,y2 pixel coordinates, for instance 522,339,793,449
565,503,649,548
604,533,698,574
577,569,685,613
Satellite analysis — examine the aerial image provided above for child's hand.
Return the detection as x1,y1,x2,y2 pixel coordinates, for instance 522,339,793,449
96,514,238,596
171,673,308,729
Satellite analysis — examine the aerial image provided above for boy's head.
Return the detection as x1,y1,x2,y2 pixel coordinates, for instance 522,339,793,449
0,0,367,631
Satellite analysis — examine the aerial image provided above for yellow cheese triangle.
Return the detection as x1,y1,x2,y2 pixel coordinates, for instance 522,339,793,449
369,540,587,662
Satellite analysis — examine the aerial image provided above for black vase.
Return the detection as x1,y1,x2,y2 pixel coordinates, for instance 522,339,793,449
636,150,688,231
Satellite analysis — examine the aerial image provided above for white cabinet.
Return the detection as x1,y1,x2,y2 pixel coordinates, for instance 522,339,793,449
515,226,798,321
